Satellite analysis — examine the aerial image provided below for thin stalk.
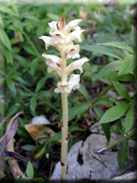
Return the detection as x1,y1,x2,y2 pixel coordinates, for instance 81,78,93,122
61,93,68,180
92,83,113,105
97,129,136,154
69,112,84,130
60,50,68,180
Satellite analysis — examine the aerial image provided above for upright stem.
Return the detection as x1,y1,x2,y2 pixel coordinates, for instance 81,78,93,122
61,93,68,180
60,50,68,180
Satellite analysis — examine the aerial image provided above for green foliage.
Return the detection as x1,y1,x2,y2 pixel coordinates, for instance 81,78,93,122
21,144,37,151
99,103,131,124
117,141,129,172
26,161,34,179
81,11,136,172
68,103,90,121
81,45,123,59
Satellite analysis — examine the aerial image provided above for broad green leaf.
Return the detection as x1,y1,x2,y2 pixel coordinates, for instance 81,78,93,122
20,14,39,22
99,103,130,124
0,100,5,117
113,80,131,101
70,126,86,132
7,104,20,118
78,83,90,102
21,145,37,151
11,4,19,15
104,72,134,81
125,105,134,133
101,123,110,142
14,19,23,31
81,45,123,59
68,103,90,121
10,38,20,45
18,89,32,98
0,28,12,51
6,78,16,95
118,54,135,76
26,161,34,179
37,91,52,97
99,78,111,85
0,15,3,27
10,75,25,84
35,78,46,93
130,129,137,142
93,97,113,107
0,6,17,17
35,137,48,143
30,96,36,112
34,146,46,159
4,49,13,66
117,141,129,171
47,132,61,144
9,64,19,75
131,25,136,48
45,143,51,153
30,57,39,75
17,126,30,139
46,13,60,21
95,41,134,53
93,107,110,141
95,61,122,79
23,46,37,56
0,78,5,87
14,54,27,67
6,25,19,32
111,120,125,135
68,134,73,152
93,106,104,120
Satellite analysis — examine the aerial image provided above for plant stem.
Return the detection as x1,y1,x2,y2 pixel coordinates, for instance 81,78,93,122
61,93,68,180
92,83,113,105
60,50,68,180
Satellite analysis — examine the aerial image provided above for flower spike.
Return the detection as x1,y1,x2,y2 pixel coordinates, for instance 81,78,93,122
39,14,89,180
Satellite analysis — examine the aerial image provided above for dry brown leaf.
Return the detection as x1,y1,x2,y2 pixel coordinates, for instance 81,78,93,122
24,124,55,143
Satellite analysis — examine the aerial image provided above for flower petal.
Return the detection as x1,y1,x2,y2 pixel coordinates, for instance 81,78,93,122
69,74,80,90
65,44,80,59
50,30,65,44
66,57,89,76
48,21,58,33
42,54,62,65
47,64,61,77
54,74,80,94
66,29,85,45
42,54,62,77
54,81,71,93
39,36,53,50
65,19,82,33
